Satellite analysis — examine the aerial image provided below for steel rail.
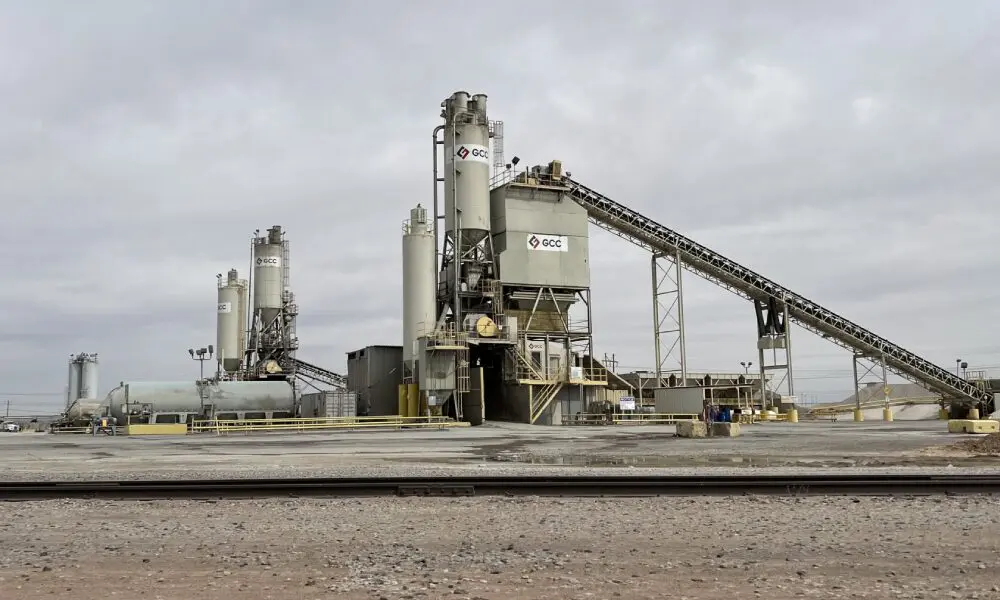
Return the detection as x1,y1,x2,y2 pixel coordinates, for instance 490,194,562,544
3,474,1000,501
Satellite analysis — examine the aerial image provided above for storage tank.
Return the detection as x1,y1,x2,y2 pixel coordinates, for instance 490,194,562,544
442,91,491,243
66,355,81,409
253,226,285,326
217,269,248,373
105,380,295,422
78,353,98,400
402,204,437,366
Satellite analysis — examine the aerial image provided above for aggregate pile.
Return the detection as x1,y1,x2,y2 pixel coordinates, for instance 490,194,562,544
958,432,1000,455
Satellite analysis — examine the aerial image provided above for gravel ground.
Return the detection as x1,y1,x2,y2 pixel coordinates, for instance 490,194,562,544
1,495,998,599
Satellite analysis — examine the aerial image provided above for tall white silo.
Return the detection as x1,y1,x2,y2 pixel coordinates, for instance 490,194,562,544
66,355,81,409
78,353,99,400
253,226,285,328
442,92,492,244
402,204,437,368
217,269,248,373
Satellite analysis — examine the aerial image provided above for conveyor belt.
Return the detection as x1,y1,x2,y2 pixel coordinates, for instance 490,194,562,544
293,358,348,389
562,176,992,408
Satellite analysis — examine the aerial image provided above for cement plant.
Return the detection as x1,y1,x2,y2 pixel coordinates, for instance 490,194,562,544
35,89,995,438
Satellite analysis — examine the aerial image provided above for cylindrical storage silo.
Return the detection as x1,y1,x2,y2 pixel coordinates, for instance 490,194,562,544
253,226,284,326
217,269,247,373
66,356,81,409
442,91,491,244
402,204,438,366
78,354,99,400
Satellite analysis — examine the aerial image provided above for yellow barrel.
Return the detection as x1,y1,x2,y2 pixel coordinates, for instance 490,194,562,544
853,409,864,422
787,409,799,423
882,407,894,422
938,407,949,420
398,384,408,417
969,408,980,420
406,384,419,419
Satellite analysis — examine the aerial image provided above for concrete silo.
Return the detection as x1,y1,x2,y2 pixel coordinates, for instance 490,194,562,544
402,204,437,375
247,225,298,378
78,353,99,401
217,268,248,373
66,355,81,409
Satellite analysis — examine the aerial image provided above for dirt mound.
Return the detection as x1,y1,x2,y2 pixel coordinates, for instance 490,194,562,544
958,433,1000,455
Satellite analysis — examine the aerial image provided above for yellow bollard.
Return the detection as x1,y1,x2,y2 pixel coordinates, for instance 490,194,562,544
787,409,799,423
406,384,419,420
398,384,409,417
853,409,864,422
882,408,894,422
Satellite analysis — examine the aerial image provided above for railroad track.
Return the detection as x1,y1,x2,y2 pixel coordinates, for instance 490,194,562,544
3,474,1000,500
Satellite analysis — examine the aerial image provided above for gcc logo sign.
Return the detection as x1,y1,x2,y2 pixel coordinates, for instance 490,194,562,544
455,144,489,163
526,234,568,252
256,256,280,267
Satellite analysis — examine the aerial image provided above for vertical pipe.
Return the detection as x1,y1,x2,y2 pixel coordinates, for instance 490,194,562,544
245,235,254,376
650,253,662,387
676,248,688,384
432,125,444,297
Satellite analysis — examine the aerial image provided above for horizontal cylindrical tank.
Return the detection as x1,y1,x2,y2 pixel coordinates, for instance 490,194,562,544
105,380,295,422
442,91,491,243
402,204,437,365
253,226,285,325
217,269,247,373
78,354,98,400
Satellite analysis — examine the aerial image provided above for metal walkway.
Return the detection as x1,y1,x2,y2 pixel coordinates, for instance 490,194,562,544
293,358,348,389
562,176,993,409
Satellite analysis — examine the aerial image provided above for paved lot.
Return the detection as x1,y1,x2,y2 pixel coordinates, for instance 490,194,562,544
1,421,997,480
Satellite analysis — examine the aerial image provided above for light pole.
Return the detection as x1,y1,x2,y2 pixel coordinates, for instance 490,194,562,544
740,361,753,408
956,358,962,377
189,346,215,381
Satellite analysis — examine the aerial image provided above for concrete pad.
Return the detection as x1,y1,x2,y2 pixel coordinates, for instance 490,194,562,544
677,421,708,438
711,422,741,437
947,420,1000,434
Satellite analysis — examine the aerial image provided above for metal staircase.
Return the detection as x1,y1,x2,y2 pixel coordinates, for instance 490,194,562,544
562,176,993,410
292,358,348,389
530,382,564,424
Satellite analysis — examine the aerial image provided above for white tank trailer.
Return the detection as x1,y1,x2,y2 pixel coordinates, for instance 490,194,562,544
105,380,296,424
217,268,248,373
402,204,437,370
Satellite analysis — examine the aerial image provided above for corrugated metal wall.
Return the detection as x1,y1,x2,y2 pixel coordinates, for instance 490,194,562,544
347,345,403,416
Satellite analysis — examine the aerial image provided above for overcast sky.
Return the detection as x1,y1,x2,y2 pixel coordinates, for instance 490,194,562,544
1,1,998,415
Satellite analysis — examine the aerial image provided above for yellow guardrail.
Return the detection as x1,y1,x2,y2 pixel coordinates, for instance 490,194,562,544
564,413,702,425
188,415,469,435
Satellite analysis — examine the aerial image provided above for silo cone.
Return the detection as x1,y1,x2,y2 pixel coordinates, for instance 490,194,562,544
406,384,419,420
398,384,408,417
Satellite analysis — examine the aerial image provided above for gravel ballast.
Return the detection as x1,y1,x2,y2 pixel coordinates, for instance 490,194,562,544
1,495,998,599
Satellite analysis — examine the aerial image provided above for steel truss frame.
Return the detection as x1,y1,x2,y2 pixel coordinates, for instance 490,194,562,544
651,250,688,387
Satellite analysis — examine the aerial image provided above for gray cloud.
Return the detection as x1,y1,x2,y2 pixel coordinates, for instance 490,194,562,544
1,1,998,414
